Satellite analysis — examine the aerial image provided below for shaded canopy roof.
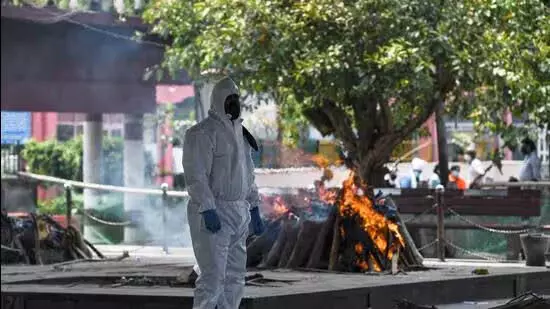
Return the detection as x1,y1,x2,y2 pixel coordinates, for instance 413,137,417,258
1,3,189,114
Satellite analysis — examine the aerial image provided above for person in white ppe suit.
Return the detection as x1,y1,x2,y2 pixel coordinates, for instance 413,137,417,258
183,77,265,309
398,157,427,188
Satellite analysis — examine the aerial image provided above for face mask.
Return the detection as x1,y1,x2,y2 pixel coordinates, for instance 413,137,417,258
464,154,472,163
451,171,459,177
224,95,241,120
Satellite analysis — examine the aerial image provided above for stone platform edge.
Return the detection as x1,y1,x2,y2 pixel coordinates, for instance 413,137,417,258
2,269,549,309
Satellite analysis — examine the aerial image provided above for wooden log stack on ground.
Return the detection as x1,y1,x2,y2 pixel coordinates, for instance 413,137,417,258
247,192,424,273
1,212,104,265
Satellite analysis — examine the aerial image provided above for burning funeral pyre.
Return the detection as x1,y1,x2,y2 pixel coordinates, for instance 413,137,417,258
247,160,424,273
1,211,104,265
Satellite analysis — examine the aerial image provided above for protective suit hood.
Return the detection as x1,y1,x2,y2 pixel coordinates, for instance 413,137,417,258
210,77,240,119
411,157,427,171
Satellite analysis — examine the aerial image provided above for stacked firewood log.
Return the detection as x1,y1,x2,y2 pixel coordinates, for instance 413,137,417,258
247,192,424,273
1,212,103,265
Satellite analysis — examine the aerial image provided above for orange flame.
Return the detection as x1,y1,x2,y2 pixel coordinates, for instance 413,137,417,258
312,154,330,168
312,154,338,204
339,172,404,271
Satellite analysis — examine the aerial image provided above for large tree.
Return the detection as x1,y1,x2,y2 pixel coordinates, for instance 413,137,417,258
144,0,549,185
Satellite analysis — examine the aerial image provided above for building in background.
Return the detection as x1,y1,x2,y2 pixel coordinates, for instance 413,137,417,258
4,90,545,181
3,85,195,186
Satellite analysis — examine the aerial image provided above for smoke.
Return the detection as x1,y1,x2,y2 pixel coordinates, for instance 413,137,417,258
50,20,192,246
1,179,36,213
139,196,192,247
303,199,334,222
260,189,335,223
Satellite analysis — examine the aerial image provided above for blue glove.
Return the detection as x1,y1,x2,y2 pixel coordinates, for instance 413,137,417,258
202,209,221,233
250,207,265,235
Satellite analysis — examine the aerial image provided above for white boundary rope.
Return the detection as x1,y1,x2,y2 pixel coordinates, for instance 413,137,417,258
18,172,189,197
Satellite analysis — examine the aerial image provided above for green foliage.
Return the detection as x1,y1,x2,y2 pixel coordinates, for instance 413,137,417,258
37,193,84,215
22,137,124,184
144,0,549,180
22,139,83,181
279,92,309,147
101,137,124,186
5,0,146,15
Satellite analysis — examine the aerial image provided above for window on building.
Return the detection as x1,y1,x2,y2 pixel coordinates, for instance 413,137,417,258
56,113,132,140
56,124,83,141
110,129,122,137
57,125,73,141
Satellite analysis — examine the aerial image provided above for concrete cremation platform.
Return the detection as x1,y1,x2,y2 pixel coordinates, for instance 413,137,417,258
1,259,549,309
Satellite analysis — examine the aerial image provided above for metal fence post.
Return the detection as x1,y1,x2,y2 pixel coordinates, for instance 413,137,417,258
161,183,169,254
64,183,73,228
435,185,446,262
16,142,23,173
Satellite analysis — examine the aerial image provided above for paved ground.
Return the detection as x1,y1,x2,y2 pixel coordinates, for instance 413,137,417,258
2,245,549,308
92,244,538,269
2,259,548,295
2,250,549,302
93,245,196,264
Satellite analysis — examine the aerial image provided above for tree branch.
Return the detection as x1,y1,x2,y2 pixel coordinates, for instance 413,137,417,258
352,96,377,156
395,97,439,144
377,99,393,135
322,99,357,154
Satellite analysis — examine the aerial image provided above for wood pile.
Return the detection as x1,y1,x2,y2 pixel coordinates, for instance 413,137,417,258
247,192,424,272
1,212,104,265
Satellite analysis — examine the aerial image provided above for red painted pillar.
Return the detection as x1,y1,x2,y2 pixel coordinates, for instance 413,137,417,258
31,112,57,141
157,119,174,187
31,112,58,200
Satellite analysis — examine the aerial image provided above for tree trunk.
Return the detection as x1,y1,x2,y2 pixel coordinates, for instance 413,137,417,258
369,166,390,188
357,153,389,195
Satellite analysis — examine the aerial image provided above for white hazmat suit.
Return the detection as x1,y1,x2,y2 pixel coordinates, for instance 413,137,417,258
183,77,261,309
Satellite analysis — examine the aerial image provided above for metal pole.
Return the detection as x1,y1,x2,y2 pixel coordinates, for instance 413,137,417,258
16,141,23,173
64,183,73,228
161,183,169,254
435,185,446,261
435,100,449,188
160,135,167,184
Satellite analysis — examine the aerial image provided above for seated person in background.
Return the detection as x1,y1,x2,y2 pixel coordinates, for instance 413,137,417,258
448,165,466,190
398,158,427,189
429,164,441,189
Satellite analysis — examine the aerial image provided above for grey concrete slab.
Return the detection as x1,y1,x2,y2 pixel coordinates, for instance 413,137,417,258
2,260,549,309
